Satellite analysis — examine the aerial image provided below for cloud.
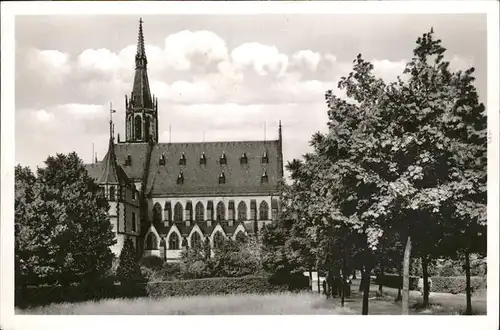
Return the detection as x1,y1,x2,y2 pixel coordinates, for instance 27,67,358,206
163,30,229,71
25,49,71,83
151,80,218,104
34,109,55,122
231,42,288,77
371,59,407,83
292,50,322,72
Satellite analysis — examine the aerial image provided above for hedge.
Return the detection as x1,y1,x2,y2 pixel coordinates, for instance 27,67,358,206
146,276,287,298
16,276,288,308
375,274,487,294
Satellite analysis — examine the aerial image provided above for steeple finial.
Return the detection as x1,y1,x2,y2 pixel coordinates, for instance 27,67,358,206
136,18,147,67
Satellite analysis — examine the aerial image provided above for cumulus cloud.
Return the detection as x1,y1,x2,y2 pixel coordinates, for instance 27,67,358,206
231,42,288,77
292,50,322,72
25,49,71,83
163,30,229,71
34,109,55,122
371,59,407,83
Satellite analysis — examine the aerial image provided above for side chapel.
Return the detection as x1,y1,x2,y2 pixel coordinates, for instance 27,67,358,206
85,19,284,262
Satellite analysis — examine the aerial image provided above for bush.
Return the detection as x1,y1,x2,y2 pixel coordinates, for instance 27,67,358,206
140,255,164,270
145,276,286,298
376,274,487,294
117,238,146,285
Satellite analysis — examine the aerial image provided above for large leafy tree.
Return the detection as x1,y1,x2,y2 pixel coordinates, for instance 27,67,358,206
15,152,116,286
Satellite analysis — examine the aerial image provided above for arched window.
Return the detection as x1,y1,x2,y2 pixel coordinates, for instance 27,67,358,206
153,202,162,223
146,232,158,250
109,186,115,201
207,201,214,220
195,202,204,221
216,201,225,221
185,201,193,221
174,202,183,222
127,116,132,139
145,116,151,141
213,231,225,249
190,231,202,249
259,201,269,220
237,201,247,221
169,232,180,250
235,231,247,243
135,116,142,140
164,202,172,222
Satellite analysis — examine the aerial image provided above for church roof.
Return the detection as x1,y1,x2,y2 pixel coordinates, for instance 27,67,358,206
112,139,282,196
95,137,132,185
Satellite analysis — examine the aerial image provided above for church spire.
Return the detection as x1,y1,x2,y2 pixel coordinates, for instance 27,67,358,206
126,18,159,143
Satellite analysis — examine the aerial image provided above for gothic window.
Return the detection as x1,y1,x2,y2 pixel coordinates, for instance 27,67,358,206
179,153,186,165
109,186,116,201
169,232,180,250
153,202,162,223
228,200,235,220
177,171,184,185
200,152,206,165
220,152,227,165
207,201,214,220
261,171,268,183
195,202,204,221
174,202,183,222
185,201,193,221
132,188,137,200
135,116,142,140
125,154,132,166
259,201,269,220
164,202,172,222
146,232,158,250
235,231,247,243
213,231,225,249
261,151,269,164
237,201,247,221
250,200,257,220
240,153,248,165
271,199,278,220
145,116,151,142
216,201,225,221
159,153,166,166
132,212,137,232
127,116,132,138
190,231,202,249
219,172,226,184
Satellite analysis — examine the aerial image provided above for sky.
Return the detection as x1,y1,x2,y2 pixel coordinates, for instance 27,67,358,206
15,14,487,177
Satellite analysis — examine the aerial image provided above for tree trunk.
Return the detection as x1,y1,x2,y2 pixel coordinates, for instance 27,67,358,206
317,267,321,294
378,266,384,296
396,267,402,301
361,265,371,315
359,267,365,292
422,256,430,307
352,269,357,280
341,256,346,307
402,235,412,315
309,270,313,291
465,251,472,315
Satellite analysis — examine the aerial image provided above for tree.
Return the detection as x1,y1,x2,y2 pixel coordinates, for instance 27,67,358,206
116,237,144,284
15,152,116,286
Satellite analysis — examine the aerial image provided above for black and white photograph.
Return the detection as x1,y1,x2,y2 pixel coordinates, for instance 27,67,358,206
1,1,499,329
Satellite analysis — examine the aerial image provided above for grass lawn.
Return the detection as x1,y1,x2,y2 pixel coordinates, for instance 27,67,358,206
17,282,486,315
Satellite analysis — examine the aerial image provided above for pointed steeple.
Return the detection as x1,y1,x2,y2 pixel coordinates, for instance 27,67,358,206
131,18,153,110
97,109,131,185
126,18,158,143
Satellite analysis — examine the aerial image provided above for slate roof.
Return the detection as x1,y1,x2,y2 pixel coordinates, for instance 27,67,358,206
90,139,283,196
92,137,132,185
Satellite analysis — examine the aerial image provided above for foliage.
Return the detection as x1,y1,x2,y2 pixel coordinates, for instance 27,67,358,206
211,238,261,277
376,274,486,294
117,237,146,285
15,153,116,287
140,255,164,271
145,277,287,298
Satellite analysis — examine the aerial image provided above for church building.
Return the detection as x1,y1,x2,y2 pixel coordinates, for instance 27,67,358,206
85,19,284,262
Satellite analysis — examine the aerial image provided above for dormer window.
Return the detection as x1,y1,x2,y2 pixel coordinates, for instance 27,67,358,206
261,151,269,164
200,152,207,165
125,154,132,166
261,171,268,183
177,171,184,185
159,153,166,166
219,172,226,184
220,152,227,165
179,153,186,165
240,153,248,165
